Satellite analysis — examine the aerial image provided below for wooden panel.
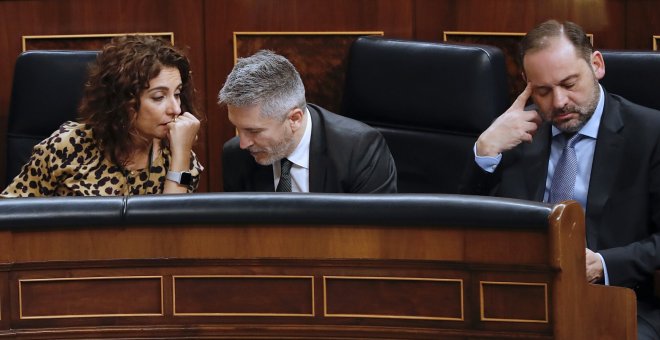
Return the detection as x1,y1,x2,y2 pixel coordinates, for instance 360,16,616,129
22,32,174,51
417,0,625,48
625,1,660,50
480,281,548,323
324,276,463,321
19,276,163,319
6,224,548,268
465,229,548,265
234,32,382,114
9,225,472,262
173,275,314,316
0,272,5,327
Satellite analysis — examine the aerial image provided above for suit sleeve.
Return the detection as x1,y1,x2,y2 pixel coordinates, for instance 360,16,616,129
221,138,240,192
599,132,660,289
349,130,397,193
458,148,507,196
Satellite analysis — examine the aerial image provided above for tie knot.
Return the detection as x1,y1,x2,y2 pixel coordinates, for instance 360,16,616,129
564,133,582,149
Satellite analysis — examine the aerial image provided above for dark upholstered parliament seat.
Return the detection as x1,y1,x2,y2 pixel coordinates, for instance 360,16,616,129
341,36,509,193
601,50,660,111
5,50,97,185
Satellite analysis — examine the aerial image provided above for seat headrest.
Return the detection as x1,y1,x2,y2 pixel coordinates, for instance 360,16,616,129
8,50,98,137
341,36,509,134
600,50,660,111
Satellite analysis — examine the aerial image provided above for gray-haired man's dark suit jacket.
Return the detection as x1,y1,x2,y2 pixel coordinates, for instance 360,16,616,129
223,103,397,193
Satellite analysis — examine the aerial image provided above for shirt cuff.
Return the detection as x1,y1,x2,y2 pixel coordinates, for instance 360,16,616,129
596,252,610,285
473,143,502,173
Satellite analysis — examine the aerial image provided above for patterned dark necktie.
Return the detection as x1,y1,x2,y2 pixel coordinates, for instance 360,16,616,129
276,158,292,192
549,133,582,203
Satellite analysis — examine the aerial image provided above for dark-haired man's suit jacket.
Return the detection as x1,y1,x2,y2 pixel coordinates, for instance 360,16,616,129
460,91,660,332
223,103,397,193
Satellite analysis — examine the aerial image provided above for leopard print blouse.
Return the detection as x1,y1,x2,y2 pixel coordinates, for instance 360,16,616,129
1,121,203,197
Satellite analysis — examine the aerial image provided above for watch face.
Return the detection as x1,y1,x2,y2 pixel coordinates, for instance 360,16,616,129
180,172,192,185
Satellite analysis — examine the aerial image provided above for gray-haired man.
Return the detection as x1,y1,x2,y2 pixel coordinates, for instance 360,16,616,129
219,50,397,193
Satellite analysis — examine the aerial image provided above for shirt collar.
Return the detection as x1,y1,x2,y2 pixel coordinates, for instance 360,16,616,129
285,107,311,169
552,84,605,139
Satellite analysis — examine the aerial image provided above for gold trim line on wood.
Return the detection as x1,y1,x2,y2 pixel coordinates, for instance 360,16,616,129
22,32,175,52
19,276,164,319
172,275,315,317
232,31,384,65
479,280,549,323
171,312,313,317
654,36,659,51
323,275,464,321
234,31,385,36
443,31,594,45
20,312,163,320
443,31,526,41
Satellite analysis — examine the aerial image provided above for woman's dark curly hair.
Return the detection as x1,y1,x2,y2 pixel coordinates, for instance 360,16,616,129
79,35,200,167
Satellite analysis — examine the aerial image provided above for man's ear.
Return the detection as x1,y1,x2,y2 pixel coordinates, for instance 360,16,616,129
288,108,304,131
591,51,605,80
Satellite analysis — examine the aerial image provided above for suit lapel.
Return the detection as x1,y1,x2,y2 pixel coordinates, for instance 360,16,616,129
253,165,275,191
307,105,328,192
523,122,552,201
586,94,624,248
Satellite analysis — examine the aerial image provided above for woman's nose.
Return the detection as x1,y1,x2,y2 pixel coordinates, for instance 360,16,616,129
168,95,182,115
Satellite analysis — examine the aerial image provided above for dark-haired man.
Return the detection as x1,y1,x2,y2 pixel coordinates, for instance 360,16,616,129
460,20,660,339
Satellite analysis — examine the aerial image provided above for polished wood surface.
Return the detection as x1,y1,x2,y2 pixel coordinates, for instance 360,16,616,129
0,0,658,191
0,201,637,338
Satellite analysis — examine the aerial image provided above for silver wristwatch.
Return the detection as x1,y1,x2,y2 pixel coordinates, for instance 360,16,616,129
166,171,192,185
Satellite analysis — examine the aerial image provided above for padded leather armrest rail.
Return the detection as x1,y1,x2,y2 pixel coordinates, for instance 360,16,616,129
0,194,552,230
0,196,125,229
125,193,551,229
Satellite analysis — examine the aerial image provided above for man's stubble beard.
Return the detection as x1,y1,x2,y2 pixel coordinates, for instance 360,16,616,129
251,132,297,166
551,79,600,133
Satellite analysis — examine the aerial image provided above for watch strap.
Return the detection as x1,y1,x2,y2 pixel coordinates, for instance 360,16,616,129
166,171,192,185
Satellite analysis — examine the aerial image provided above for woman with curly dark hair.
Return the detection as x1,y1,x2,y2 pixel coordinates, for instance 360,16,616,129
1,35,203,197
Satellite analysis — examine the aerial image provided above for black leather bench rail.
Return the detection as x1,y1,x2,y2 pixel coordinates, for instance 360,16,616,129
0,196,125,228
0,193,552,230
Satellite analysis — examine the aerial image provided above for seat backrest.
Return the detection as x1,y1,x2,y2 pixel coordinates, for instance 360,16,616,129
341,36,509,193
6,50,97,184
600,50,660,111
